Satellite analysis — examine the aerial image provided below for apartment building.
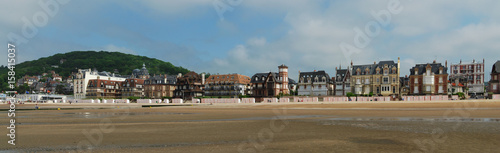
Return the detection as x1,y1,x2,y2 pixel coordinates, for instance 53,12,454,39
297,70,334,96
449,59,485,94
409,61,448,95
204,74,251,97
351,58,401,97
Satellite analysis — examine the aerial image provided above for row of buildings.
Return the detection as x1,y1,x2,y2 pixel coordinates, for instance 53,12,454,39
294,58,496,98
20,59,499,100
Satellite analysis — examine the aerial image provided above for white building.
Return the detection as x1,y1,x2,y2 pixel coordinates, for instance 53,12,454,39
73,69,126,99
297,70,334,96
17,94,67,102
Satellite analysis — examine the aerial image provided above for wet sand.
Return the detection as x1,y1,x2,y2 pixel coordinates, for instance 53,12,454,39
1,100,500,152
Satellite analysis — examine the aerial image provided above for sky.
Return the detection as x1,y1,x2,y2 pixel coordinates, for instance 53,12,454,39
1,0,499,81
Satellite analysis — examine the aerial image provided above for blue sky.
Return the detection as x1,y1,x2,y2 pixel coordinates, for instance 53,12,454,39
1,0,500,81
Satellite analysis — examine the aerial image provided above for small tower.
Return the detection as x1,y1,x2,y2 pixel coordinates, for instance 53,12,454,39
278,64,289,94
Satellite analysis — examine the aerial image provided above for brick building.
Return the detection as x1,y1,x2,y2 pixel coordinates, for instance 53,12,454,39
86,77,123,99
250,64,290,99
174,72,205,100
449,59,485,94
204,74,251,97
144,74,177,99
121,78,145,98
409,61,448,95
489,61,500,94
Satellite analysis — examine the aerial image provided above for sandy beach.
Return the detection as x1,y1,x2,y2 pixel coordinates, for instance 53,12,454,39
1,100,500,152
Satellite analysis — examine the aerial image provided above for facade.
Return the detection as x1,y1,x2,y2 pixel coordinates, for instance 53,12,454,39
144,75,177,99
489,61,500,94
400,76,410,96
297,70,334,96
335,66,351,96
121,78,145,98
250,65,290,98
449,59,485,94
448,76,467,95
204,74,251,97
409,61,448,95
86,77,123,99
174,72,205,100
73,68,126,99
288,78,297,95
351,58,401,96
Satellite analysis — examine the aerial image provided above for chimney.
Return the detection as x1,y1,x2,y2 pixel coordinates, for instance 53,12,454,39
473,59,476,63
445,60,447,67
336,67,338,70
433,60,436,64
314,70,317,72
374,61,376,64
201,73,205,85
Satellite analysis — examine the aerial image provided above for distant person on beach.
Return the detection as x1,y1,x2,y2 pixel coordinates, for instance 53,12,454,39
35,104,39,109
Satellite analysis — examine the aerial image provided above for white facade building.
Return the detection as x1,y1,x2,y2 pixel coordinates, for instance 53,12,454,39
73,69,126,99
297,70,334,96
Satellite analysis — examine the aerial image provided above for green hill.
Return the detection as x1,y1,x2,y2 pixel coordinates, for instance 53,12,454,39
1,51,190,92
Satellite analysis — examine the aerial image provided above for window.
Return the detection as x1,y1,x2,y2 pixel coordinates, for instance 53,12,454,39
377,78,380,83
414,78,418,83
439,77,443,83
426,86,431,92
383,77,389,84
393,86,395,93
493,84,497,90
393,78,396,83
438,86,443,93
414,86,419,93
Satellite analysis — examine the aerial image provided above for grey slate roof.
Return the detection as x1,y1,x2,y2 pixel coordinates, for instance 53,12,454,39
299,71,331,82
335,69,349,82
410,63,447,75
250,72,282,84
352,60,398,76
145,75,177,85
493,60,500,73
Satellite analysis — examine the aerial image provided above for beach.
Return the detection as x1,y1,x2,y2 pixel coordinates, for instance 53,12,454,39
1,100,500,152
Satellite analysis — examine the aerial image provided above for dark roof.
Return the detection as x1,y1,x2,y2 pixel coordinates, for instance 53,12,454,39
335,69,349,82
299,71,331,82
250,72,281,84
145,75,177,85
410,63,448,75
288,78,297,85
493,60,500,74
352,60,398,76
